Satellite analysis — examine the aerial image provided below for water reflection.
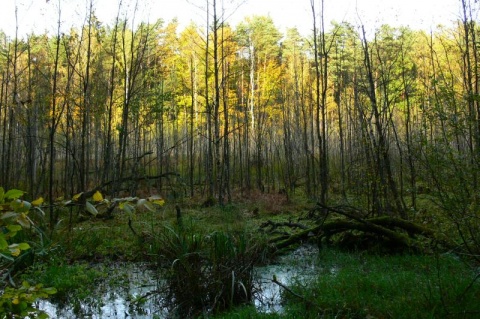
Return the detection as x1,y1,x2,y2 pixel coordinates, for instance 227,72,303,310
38,245,320,318
254,244,319,313
38,263,168,319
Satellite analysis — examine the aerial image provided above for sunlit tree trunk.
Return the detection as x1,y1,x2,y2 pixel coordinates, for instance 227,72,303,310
311,0,329,204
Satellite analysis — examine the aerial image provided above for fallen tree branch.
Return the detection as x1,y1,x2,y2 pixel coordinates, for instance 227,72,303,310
272,278,320,310
270,203,455,252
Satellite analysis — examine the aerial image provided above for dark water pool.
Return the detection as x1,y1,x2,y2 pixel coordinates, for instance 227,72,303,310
39,245,320,318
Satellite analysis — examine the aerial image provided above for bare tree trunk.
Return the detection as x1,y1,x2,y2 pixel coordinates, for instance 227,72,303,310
204,0,214,198
213,0,222,203
361,26,406,218
221,34,232,203
49,4,63,228
461,0,479,189
102,0,122,192
311,0,329,204
79,0,94,192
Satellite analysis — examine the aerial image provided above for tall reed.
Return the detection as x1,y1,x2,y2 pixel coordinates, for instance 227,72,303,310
152,222,267,317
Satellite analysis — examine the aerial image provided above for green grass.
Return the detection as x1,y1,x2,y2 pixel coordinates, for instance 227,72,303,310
281,250,479,319
21,260,109,301
207,305,279,318
213,249,480,319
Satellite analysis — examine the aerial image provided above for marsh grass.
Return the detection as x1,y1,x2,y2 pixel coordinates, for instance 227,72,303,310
279,249,480,319
150,218,269,318
21,260,109,301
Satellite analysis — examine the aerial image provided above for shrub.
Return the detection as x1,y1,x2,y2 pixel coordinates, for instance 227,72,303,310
153,221,267,317
0,187,56,318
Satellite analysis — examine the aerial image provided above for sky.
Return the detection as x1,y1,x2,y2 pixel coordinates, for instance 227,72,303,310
0,0,465,39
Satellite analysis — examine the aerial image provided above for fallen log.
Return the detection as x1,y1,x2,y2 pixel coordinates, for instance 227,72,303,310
271,204,454,252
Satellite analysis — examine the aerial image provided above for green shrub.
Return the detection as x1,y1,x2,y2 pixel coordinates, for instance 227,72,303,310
152,221,268,318
0,187,56,318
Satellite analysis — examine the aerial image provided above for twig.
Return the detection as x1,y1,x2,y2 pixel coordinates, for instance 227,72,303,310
272,278,320,310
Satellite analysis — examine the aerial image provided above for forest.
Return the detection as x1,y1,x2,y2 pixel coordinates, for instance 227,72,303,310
1,0,480,318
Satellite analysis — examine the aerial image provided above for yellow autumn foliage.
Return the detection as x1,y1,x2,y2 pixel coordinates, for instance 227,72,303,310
92,190,103,202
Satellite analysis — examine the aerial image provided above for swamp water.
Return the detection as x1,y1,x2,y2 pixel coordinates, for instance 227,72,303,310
39,245,321,318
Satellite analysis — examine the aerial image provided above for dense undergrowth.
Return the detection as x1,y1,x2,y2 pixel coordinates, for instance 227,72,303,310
2,188,480,318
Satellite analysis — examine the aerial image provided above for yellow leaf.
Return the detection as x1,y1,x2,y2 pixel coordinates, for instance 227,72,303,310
9,246,20,256
149,196,165,206
31,197,44,207
92,191,103,202
17,213,31,228
72,193,83,201
152,199,165,206
12,298,19,305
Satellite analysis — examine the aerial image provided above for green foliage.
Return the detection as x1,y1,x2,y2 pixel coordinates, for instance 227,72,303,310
22,261,108,301
0,187,56,318
0,282,56,319
418,140,480,260
56,192,166,261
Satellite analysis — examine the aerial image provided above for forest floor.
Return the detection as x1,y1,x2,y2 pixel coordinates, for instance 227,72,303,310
18,190,480,318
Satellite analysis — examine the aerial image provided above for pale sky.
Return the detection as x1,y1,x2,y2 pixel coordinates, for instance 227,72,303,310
0,0,464,39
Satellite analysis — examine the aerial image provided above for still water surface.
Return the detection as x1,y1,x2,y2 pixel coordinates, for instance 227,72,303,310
39,245,320,318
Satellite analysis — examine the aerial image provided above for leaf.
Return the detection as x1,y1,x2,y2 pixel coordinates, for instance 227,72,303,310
0,236,8,250
138,199,156,212
17,242,30,250
92,190,103,202
6,224,21,238
61,200,72,206
6,225,22,232
17,213,31,228
31,197,44,207
9,244,21,256
72,193,83,201
6,242,30,255
0,187,4,203
11,199,31,213
1,211,17,219
43,287,57,295
149,196,165,206
0,252,14,261
19,301,28,311
120,202,134,214
85,201,98,216
5,189,25,200
38,313,50,319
